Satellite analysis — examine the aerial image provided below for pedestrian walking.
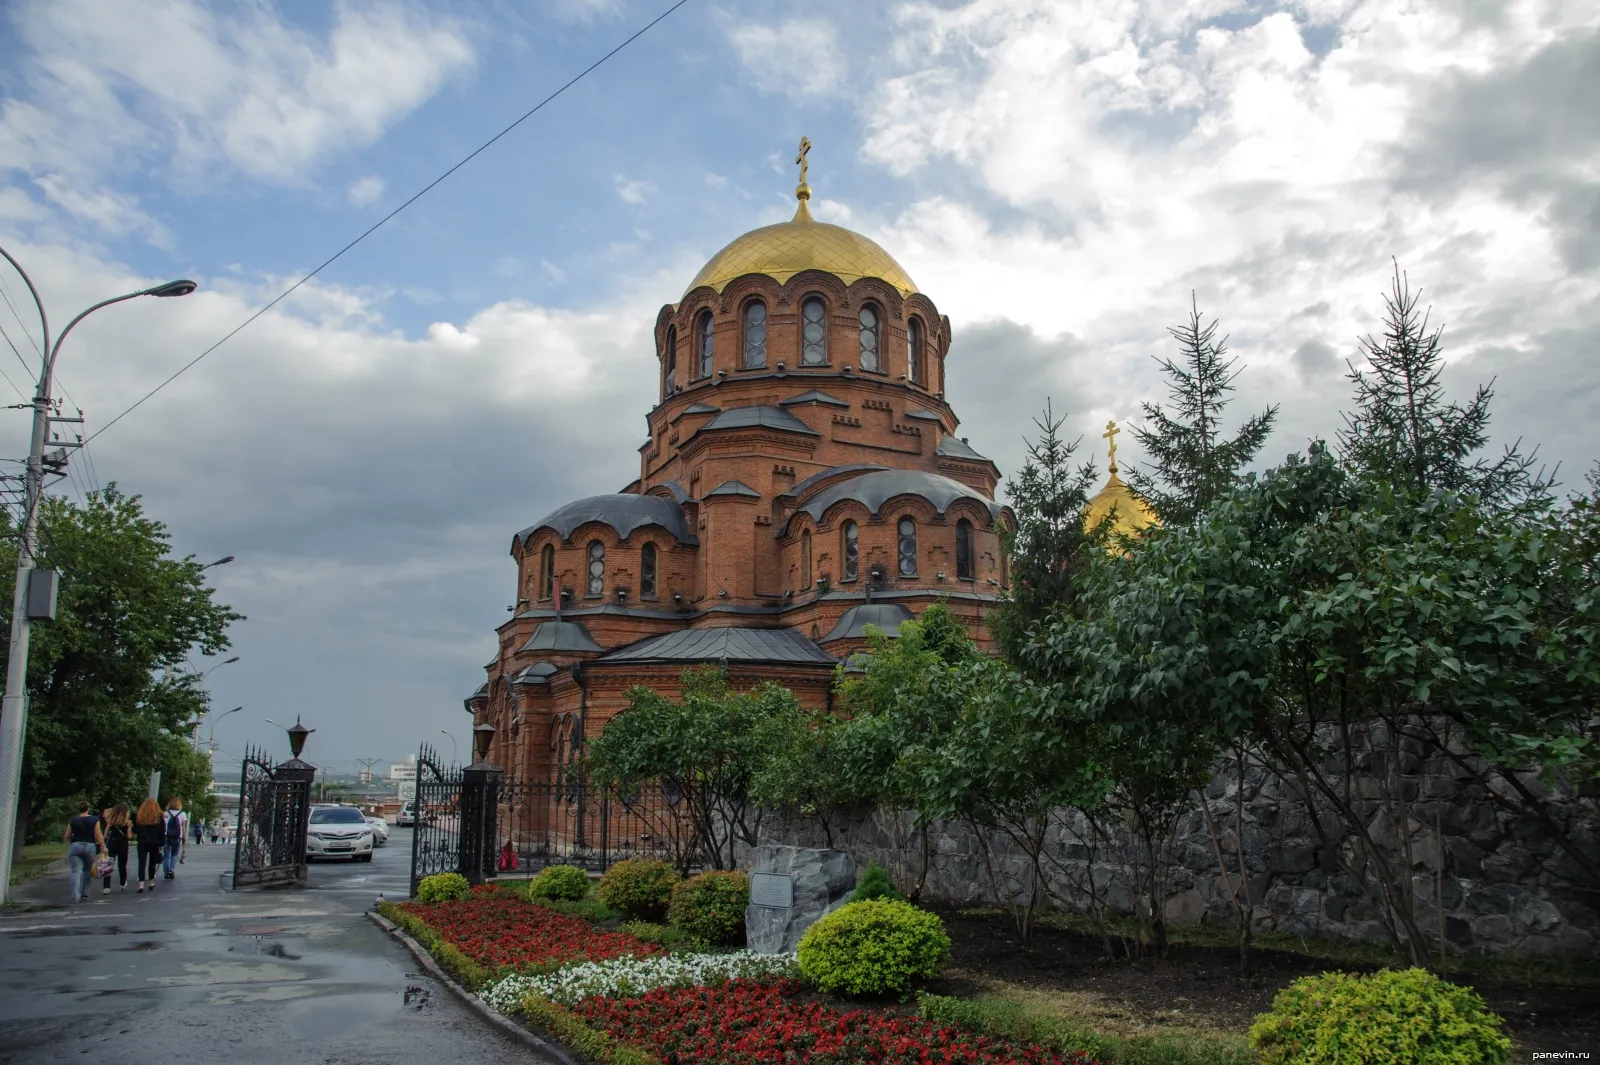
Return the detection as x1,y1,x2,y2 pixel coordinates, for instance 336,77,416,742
61,801,105,902
162,798,187,879
133,798,165,892
100,804,132,894
192,817,204,846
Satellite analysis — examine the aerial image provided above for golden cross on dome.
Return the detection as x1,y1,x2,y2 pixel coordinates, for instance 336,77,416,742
796,136,811,186
793,136,814,222
1103,419,1120,474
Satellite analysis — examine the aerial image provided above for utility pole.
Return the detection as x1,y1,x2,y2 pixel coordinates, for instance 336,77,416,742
356,758,378,809
0,245,194,902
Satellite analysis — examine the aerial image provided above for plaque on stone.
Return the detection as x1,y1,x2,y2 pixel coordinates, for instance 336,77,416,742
749,872,794,909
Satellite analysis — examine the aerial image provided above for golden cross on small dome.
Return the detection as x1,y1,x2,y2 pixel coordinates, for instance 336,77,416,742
793,136,814,222
1103,419,1121,474
796,136,811,186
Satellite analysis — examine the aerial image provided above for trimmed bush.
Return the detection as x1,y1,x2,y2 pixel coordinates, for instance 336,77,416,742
595,859,680,921
797,899,950,996
529,864,592,902
850,860,904,904
1248,968,1512,1065
668,871,749,946
416,872,471,903
534,896,623,923
619,920,701,951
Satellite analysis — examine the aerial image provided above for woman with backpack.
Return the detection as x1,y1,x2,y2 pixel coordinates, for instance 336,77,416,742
133,798,165,892
100,804,132,894
162,798,187,880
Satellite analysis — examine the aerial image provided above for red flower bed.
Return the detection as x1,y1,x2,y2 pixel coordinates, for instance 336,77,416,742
574,979,1098,1065
400,886,660,972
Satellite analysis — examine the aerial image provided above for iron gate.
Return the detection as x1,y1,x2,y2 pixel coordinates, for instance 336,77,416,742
231,745,314,888
409,746,463,894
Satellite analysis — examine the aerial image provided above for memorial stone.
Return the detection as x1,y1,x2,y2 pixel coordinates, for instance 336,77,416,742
744,844,856,954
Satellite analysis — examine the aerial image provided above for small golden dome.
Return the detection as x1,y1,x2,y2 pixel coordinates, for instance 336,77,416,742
685,138,918,298
1084,419,1158,539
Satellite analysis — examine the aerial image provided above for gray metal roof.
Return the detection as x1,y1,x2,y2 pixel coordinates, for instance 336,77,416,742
470,683,488,698
787,470,1001,532
650,480,691,503
780,390,850,409
780,463,889,502
905,408,943,422
937,435,993,462
600,626,835,664
675,402,720,418
822,603,916,642
511,661,560,685
706,479,760,498
518,621,603,654
516,493,696,547
702,405,820,436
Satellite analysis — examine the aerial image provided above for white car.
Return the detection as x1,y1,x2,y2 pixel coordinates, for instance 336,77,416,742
305,805,374,862
366,816,389,845
397,801,418,827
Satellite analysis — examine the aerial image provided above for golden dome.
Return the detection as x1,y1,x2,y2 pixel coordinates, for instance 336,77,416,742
1084,419,1159,539
685,145,917,298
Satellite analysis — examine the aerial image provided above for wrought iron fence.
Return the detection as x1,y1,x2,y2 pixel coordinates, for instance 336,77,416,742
409,746,462,895
232,744,313,888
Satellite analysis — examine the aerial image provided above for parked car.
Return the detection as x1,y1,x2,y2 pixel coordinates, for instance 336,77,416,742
305,805,374,862
397,801,417,827
366,816,389,845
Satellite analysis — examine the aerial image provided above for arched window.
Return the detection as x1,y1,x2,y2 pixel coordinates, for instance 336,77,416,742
897,517,917,576
640,542,657,599
663,326,676,398
801,530,812,589
907,318,923,385
841,520,858,582
697,311,714,378
956,519,973,580
585,540,605,596
800,296,827,365
742,301,767,368
858,304,881,372
539,543,555,600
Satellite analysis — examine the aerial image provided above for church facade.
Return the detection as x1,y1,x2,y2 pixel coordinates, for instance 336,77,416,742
468,149,1017,782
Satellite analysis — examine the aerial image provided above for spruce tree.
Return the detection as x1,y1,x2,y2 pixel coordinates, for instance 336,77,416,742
1338,261,1552,510
1127,295,1278,526
991,401,1101,664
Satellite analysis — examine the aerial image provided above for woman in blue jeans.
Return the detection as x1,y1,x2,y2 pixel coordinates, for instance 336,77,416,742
62,801,105,902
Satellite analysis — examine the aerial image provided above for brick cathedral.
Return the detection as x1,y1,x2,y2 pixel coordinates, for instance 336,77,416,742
467,144,1149,781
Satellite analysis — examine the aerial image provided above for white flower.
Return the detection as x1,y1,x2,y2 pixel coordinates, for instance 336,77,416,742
479,951,798,1013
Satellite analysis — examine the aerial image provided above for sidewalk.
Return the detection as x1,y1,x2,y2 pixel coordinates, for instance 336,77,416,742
0,837,542,1064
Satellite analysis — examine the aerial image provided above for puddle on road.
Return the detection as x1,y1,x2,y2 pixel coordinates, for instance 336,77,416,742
208,983,318,1004
118,941,161,951
149,961,308,987
403,984,431,1010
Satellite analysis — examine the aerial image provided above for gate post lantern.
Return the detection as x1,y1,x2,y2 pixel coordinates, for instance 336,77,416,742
459,721,503,885
273,716,317,885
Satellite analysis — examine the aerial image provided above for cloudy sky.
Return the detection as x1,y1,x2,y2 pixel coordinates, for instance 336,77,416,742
1,0,1595,773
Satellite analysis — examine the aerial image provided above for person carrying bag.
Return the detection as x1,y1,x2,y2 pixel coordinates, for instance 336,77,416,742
62,801,105,903
100,804,132,893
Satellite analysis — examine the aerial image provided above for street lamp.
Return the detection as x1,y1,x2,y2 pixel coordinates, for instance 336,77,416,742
208,706,242,754
439,729,459,765
0,245,197,902
201,556,235,570
191,657,241,750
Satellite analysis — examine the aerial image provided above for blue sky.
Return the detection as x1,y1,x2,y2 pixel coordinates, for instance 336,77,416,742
2,0,1597,774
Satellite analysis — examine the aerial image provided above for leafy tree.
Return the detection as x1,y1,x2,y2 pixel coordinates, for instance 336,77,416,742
1,485,241,847
1339,261,1552,511
748,707,856,848
1127,294,1278,525
586,667,804,870
990,403,1102,663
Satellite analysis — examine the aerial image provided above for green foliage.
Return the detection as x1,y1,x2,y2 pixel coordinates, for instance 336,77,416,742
850,861,903,903
1248,968,1511,1065
415,872,471,903
528,864,591,902
533,896,622,923
587,667,802,869
796,899,950,996
595,859,680,921
518,993,662,1065
917,992,1255,1065
667,870,748,946
377,900,491,990
1127,294,1277,527
988,402,1102,661
1339,262,1550,511
618,920,702,951
0,485,242,838
748,707,858,847
157,738,220,824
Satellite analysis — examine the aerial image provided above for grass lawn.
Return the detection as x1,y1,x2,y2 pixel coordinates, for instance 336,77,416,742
8,842,65,886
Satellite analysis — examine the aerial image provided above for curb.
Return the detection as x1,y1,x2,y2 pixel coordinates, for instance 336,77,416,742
367,910,580,1065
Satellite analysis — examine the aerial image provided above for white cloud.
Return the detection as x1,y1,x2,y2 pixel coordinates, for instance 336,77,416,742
614,176,656,206
726,17,848,97
347,175,386,207
0,0,475,192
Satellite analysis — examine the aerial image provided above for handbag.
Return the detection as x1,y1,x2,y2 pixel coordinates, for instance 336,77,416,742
94,854,114,878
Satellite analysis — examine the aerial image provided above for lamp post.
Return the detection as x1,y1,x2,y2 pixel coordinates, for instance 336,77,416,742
0,246,196,902
207,706,243,754
439,729,459,766
191,656,241,750
201,555,235,570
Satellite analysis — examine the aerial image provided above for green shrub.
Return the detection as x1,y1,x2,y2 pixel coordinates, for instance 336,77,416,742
668,871,749,947
595,859,680,921
415,872,471,903
797,899,949,996
619,919,702,950
1248,968,1512,1065
850,860,904,904
378,901,492,990
533,896,623,923
519,993,662,1065
529,864,592,902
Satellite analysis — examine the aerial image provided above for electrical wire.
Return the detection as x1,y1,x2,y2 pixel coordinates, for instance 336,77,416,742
86,0,692,446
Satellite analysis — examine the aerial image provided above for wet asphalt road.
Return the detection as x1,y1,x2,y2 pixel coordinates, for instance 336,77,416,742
0,829,547,1065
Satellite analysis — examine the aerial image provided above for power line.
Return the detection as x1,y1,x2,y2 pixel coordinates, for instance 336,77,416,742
87,0,692,446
